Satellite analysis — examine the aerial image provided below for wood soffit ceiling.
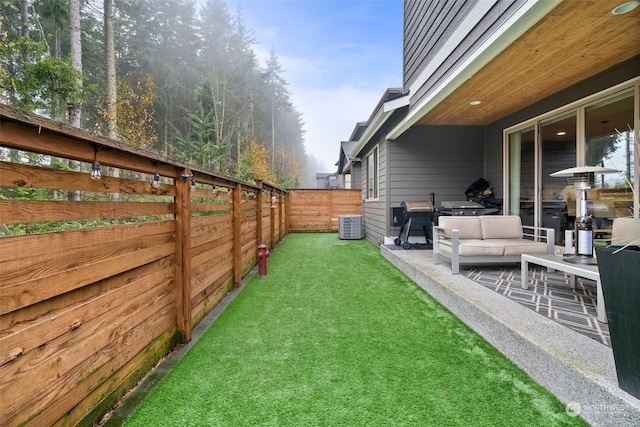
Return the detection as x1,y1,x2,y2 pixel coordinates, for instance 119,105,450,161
417,0,640,126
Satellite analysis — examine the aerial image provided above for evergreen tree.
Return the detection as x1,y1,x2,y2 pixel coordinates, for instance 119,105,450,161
0,0,309,187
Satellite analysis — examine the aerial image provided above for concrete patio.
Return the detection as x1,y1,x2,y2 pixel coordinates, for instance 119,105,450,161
381,245,640,426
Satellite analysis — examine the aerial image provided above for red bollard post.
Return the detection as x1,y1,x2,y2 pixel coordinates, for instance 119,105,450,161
257,244,270,277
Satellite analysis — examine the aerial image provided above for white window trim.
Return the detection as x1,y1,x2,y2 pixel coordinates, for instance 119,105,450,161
365,146,379,201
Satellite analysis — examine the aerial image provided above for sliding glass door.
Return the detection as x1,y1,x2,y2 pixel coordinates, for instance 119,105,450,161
505,85,637,245
585,92,635,227
540,113,576,243
507,126,534,225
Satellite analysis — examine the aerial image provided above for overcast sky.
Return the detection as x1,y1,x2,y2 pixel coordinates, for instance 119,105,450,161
227,0,403,172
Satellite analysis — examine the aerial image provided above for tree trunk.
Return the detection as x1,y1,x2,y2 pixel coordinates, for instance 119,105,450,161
20,0,29,66
68,0,83,201
68,0,82,128
105,0,117,139
20,0,29,36
104,0,120,200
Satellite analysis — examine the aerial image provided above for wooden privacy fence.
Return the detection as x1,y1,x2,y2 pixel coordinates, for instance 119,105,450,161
0,104,288,426
288,189,362,231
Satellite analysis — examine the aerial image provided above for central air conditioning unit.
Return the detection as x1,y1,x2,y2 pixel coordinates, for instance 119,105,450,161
339,214,363,240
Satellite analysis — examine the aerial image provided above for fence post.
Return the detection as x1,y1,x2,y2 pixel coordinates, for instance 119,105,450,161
175,168,192,343
233,182,242,287
278,191,284,243
270,189,276,250
256,180,263,246
285,192,290,235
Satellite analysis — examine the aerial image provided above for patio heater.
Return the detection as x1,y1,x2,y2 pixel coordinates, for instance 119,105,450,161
550,166,619,265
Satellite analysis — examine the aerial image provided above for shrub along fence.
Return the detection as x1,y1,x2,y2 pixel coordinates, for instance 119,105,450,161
0,104,291,426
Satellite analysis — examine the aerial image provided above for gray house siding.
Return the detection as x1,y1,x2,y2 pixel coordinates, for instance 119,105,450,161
359,119,484,244
482,126,504,198
386,125,484,238
356,106,409,245
351,163,362,190
362,141,387,245
404,0,522,104
389,125,484,203
403,0,475,90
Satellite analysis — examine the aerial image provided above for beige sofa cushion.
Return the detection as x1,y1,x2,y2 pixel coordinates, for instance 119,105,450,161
480,215,523,239
438,216,482,240
457,240,505,257
490,239,549,256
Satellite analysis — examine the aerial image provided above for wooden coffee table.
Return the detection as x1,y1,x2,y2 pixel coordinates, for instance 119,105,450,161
521,253,606,323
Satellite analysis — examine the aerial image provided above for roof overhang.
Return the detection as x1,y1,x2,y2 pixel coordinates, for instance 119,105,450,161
388,0,640,138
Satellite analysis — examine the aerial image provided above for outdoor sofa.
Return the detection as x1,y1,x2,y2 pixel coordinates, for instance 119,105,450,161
432,215,555,274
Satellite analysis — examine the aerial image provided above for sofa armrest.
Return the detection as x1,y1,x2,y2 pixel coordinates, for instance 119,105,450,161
522,225,555,254
433,225,461,274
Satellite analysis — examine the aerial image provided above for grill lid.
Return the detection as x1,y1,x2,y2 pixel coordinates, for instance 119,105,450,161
401,200,434,212
440,201,485,210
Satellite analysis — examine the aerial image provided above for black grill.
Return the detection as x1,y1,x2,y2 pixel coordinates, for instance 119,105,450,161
439,200,492,216
393,200,434,249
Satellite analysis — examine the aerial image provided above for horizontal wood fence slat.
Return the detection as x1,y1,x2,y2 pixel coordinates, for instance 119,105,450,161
1,199,175,223
0,161,176,195
0,104,361,426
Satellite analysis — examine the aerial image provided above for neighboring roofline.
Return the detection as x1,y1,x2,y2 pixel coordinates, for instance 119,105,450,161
348,122,368,142
338,140,359,174
341,154,358,174
315,172,338,178
349,89,409,162
387,0,561,140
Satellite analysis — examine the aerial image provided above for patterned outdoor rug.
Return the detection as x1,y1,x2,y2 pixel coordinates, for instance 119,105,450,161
462,266,610,347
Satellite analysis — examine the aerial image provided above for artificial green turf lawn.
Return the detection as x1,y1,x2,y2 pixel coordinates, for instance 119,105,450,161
124,233,587,426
